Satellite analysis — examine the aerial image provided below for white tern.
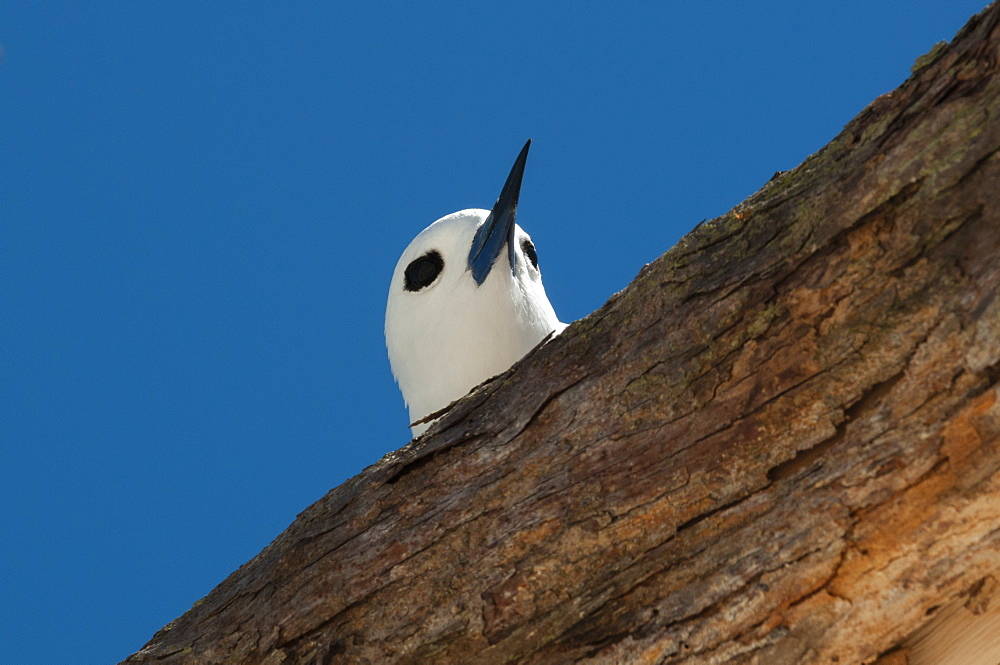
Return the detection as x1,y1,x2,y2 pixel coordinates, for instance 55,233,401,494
385,140,565,437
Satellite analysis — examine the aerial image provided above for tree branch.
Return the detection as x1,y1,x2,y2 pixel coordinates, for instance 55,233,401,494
124,3,1000,664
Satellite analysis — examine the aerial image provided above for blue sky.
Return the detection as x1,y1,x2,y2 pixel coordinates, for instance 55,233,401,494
1,2,989,663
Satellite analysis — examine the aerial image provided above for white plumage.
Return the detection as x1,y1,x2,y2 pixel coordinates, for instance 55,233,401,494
385,141,564,436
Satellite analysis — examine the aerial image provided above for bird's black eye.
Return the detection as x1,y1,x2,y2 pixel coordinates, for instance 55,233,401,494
404,251,444,292
521,239,539,271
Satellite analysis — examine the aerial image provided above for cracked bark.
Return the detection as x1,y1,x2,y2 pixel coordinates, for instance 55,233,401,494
124,4,1000,664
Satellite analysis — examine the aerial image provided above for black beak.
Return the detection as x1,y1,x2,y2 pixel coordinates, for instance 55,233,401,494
467,139,531,286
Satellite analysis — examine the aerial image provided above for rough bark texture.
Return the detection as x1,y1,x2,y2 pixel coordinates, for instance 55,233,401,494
125,5,1000,664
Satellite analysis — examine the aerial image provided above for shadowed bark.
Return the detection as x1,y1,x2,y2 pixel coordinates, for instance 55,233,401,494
124,4,1000,664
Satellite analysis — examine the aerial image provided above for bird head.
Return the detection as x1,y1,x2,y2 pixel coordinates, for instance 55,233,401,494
385,140,562,435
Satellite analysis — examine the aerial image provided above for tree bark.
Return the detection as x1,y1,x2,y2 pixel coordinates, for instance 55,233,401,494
125,4,1000,664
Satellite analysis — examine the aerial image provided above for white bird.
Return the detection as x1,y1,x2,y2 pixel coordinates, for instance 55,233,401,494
385,140,565,437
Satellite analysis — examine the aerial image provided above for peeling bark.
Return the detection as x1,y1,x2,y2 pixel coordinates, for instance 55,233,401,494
124,3,1000,664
